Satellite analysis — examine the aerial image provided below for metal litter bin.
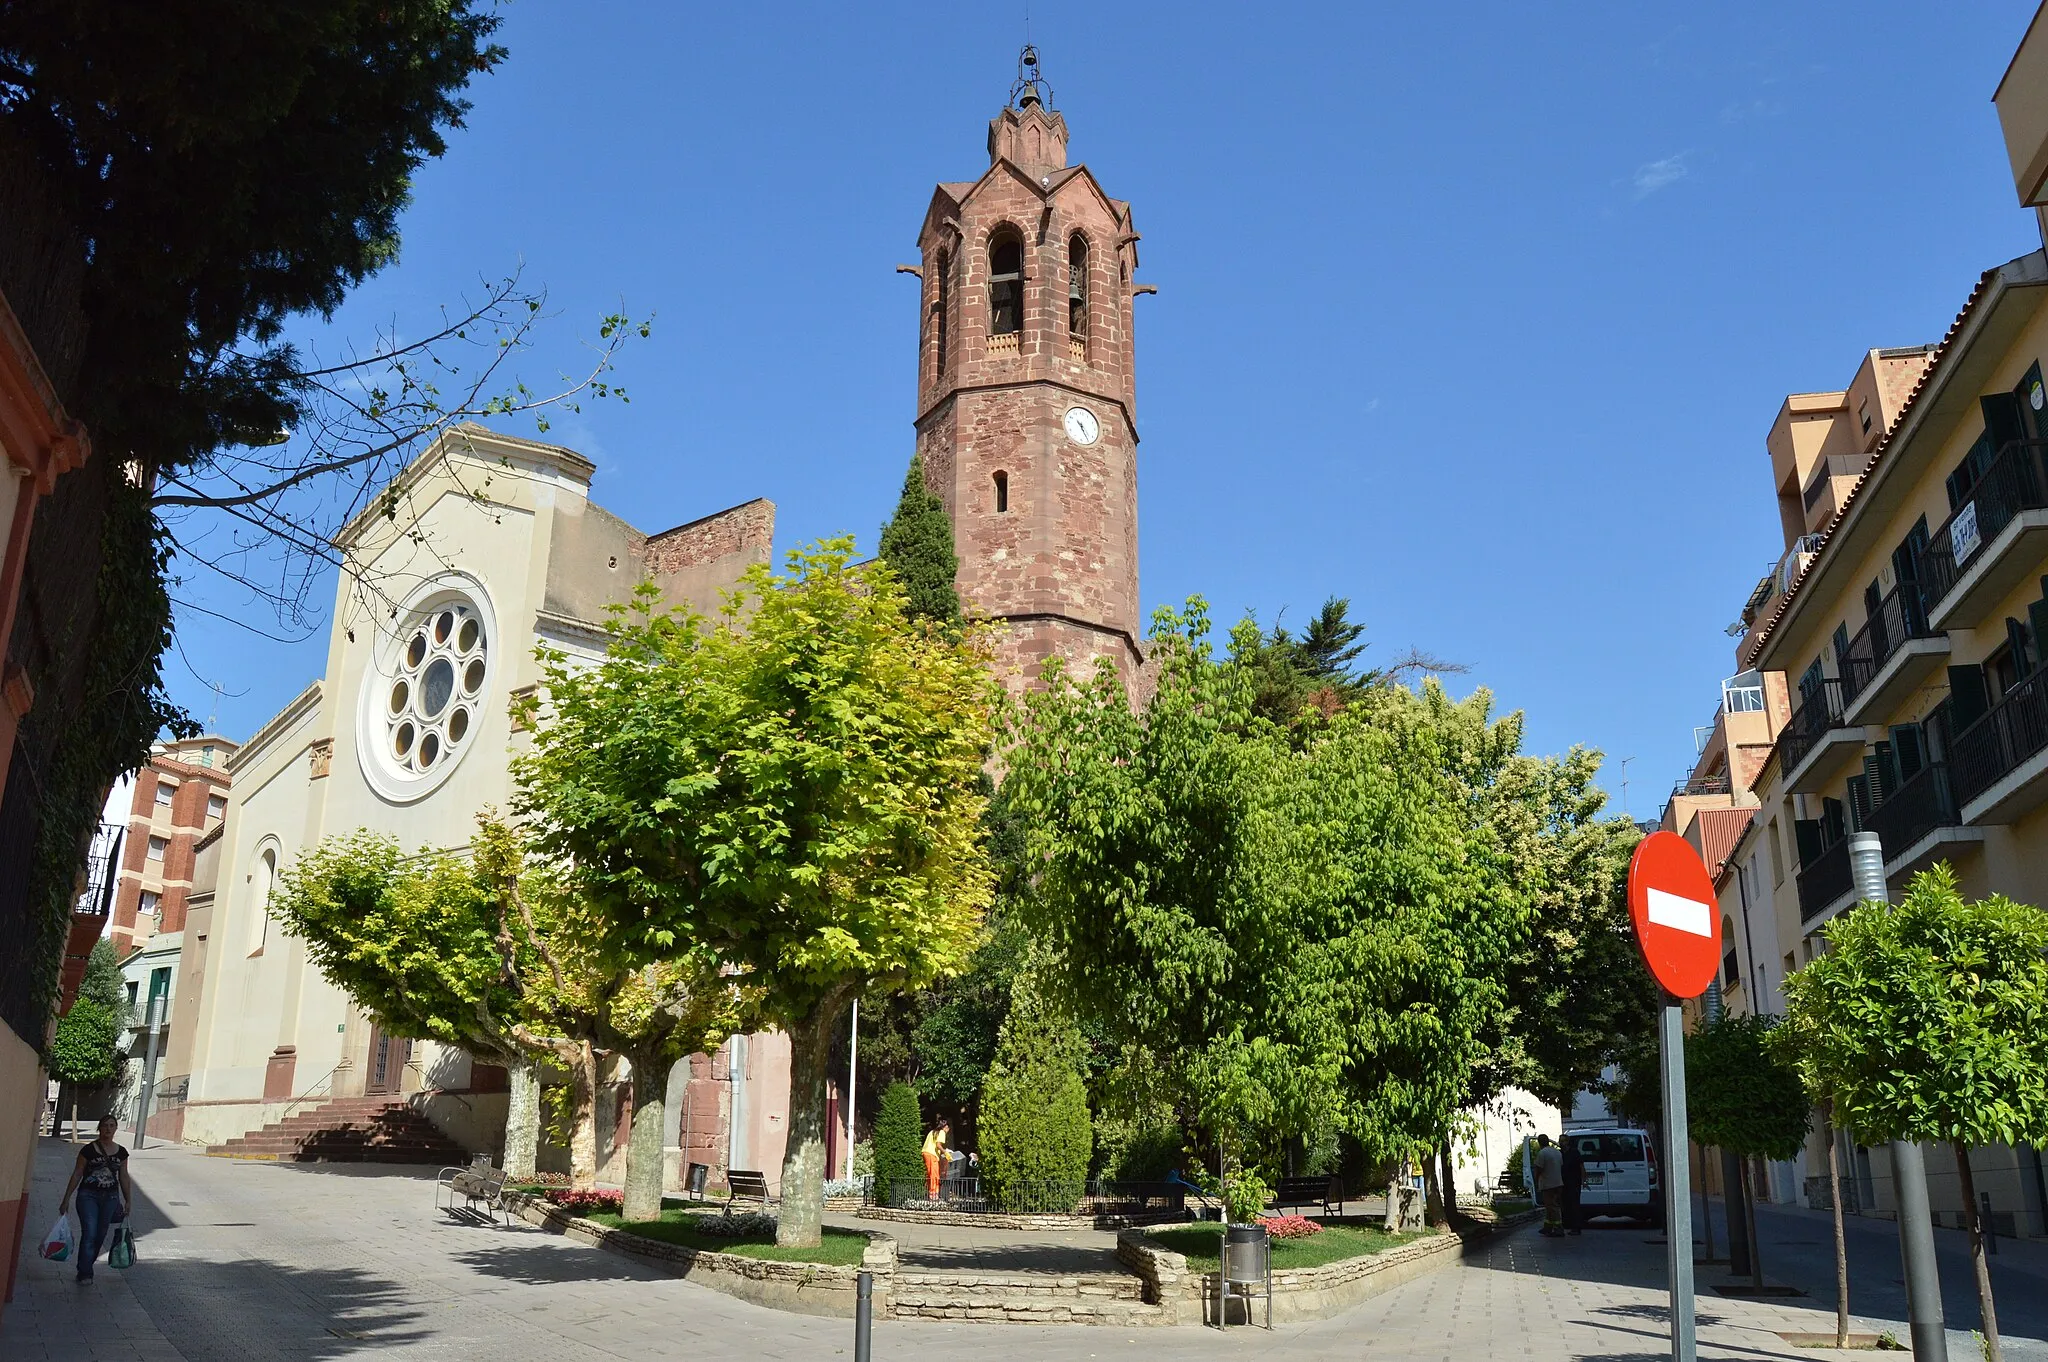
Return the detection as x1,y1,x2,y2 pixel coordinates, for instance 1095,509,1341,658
686,1162,710,1196
1219,1223,1272,1329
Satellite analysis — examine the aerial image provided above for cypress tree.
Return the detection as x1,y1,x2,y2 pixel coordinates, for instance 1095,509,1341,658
878,455,962,626
873,1081,927,1207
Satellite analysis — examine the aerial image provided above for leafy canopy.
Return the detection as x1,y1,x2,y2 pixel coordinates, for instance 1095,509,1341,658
1002,600,1529,1171
1687,1012,1810,1160
514,539,998,1026
47,997,123,1086
1776,864,2048,1149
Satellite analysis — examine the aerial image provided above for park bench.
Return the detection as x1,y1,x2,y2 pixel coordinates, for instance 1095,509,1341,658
1270,1174,1341,1217
725,1169,774,1215
436,1163,510,1224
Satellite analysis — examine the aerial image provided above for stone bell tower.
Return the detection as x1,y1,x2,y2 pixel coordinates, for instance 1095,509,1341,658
910,47,1144,690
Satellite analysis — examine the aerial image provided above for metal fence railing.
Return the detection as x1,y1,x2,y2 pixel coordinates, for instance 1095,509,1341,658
873,1177,1187,1217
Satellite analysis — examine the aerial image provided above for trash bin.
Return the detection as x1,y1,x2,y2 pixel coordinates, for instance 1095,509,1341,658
686,1162,709,1196
1220,1222,1271,1329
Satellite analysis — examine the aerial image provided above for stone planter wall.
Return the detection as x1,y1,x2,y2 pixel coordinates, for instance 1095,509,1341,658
856,1204,1184,1232
504,1190,896,1319
1133,1208,1543,1326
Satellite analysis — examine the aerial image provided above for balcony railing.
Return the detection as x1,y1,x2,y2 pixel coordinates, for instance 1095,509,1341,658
1797,833,1854,924
1950,669,2048,811
1918,439,2048,616
1866,761,1959,858
1670,773,1733,798
1838,584,1938,713
1779,678,1849,776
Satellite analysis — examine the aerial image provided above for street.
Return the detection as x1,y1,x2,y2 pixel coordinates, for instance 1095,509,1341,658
8,1138,2048,1361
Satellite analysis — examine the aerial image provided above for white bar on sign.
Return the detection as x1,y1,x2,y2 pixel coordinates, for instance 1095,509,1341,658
1645,886,1713,938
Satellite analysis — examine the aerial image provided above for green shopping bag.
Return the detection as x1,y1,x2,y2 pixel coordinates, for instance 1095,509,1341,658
108,1224,134,1270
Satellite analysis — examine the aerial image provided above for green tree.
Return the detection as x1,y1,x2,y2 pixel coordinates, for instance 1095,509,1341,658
272,823,548,1177
1003,601,1520,1191
978,972,1093,1212
878,455,961,626
46,999,123,1091
873,1081,926,1207
516,541,998,1245
1689,1012,1809,1287
1780,865,2048,1362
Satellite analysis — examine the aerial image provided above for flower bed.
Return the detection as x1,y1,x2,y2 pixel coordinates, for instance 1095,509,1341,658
1148,1219,1409,1271
1259,1213,1323,1240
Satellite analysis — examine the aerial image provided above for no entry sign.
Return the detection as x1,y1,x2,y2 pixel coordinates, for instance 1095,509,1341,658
1627,831,1722,1000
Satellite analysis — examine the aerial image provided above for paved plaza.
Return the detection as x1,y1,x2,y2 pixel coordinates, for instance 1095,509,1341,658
5,1137,2048,1361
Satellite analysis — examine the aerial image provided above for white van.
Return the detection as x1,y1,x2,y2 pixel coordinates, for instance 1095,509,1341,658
1563,1128,1660,1225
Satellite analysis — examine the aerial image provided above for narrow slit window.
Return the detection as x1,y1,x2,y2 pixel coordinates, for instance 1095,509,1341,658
934,249,951,378
988,233,1023,336
993,471,1009,513
1068,234,1089,338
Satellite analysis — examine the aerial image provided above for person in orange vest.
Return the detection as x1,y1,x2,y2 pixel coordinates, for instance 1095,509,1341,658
921,1120,950,1200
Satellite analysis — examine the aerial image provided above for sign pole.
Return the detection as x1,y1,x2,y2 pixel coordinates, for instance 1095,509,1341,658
1626,832,1723,1362
1659,997,1696,1362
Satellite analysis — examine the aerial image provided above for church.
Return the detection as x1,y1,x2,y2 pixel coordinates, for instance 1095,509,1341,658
168,54,1151,1185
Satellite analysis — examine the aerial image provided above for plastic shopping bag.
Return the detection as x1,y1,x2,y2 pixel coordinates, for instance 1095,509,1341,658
39,1216,71,1261
108,1224,134,1270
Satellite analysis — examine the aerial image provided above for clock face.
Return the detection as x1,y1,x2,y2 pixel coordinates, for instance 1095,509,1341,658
1063,406,1100,446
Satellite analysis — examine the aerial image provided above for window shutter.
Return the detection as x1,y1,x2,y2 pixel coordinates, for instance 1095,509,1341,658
1794,818,1824,865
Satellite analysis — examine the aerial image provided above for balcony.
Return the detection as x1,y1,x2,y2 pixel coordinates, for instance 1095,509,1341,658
1797,833,1854,925
1952,669,2048,824
1779,678,1866,793
1865,761,1981,876
1919,439,2048,630
1838,585,1949,725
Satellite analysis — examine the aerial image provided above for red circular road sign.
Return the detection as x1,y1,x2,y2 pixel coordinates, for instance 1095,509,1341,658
1627,831,1723,999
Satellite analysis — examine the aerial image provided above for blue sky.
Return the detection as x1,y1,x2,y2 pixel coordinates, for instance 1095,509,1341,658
166,1,2045,820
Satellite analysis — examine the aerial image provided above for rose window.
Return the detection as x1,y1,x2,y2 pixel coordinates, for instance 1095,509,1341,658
384,601,487,775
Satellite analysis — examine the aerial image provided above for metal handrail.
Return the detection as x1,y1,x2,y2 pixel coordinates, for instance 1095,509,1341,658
1839,584,1938,712
1779,678,1849,775
1866,761,1959,856
277,1064,343,1121
1951,670,2048,809
1918,439,2048,614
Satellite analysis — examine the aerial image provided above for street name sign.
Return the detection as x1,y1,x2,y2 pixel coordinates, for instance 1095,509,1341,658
1627,831,1722,1000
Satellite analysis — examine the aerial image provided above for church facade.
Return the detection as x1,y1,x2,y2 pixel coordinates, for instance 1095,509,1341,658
172,58,1146,1181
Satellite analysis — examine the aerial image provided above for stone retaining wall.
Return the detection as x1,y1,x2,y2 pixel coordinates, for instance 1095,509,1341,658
503,1191,896,1319
856,1204,1184,1232
1126,1209,1543,1326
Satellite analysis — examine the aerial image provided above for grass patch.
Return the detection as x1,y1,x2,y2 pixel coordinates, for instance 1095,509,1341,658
582,1209,869,1266
1148,1219,1421,1271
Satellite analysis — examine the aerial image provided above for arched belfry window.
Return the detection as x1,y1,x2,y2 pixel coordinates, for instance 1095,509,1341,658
988,232,1023,338
1067,234,1089,346
993,470,1009,513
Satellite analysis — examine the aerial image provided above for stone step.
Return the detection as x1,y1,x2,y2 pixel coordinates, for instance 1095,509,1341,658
206,1095,465,1165
892,1271,1145,1301
887,1277,1166,1325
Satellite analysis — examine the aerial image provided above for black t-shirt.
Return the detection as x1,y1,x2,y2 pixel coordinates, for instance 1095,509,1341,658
79,1141,128,1192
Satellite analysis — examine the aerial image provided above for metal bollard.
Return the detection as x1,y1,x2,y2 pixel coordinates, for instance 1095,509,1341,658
1982,1193,1998,1256
855,1269,873,1362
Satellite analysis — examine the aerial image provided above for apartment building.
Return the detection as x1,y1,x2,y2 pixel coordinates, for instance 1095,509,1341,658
110,734,236,955
1714,13,2048,1235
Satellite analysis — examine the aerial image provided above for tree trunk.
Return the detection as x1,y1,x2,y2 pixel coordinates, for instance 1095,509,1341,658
1699,1145,1715,1262
1954,1141,2003,1362
1423,1147,1447,1227
621,1052,669,1223
776,998,849,1248
1384,1163,1402,1232
503,1057,540,1180
1722,1148,1752,1277
567,1039,600,1190
1823,1110,1849,1350
1742,1158,1764,1290
1438,1143,1463,1226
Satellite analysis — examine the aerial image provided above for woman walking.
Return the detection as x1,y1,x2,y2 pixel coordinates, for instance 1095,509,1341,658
58,1115,132,1282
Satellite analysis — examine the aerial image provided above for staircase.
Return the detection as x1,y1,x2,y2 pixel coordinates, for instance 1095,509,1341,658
888,1268,1167,1325
206,1096,466,1164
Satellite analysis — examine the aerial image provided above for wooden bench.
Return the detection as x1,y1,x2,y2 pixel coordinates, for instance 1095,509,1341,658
436,1164,510,1223
725,1169,774,1215
1270,1174,1341,1217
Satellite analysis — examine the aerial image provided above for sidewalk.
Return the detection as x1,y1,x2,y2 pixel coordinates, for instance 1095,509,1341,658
8,1135,2043,1360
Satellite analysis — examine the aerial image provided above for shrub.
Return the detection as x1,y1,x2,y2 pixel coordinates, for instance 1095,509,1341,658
1258,1214,1324,1240
550,1189,623,1214
873,1082,925,1207
1095,1111,1184,1182
977,976,1092,1213
694,1211,777,1238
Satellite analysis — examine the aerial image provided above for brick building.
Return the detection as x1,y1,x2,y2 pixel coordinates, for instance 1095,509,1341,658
110,734,236,954
911,49,1150,691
